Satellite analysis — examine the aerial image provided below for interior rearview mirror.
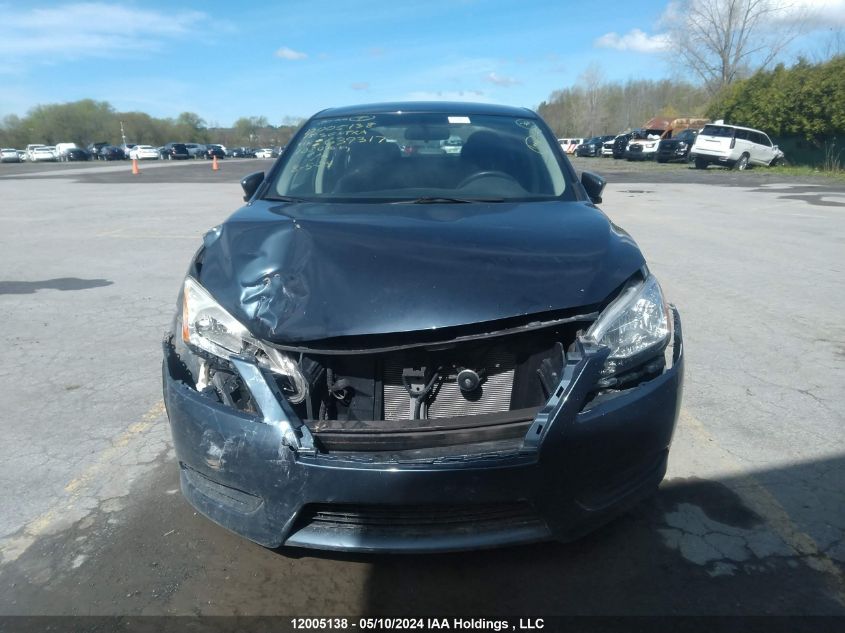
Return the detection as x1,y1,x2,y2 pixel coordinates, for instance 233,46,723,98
404,125,451,141
581,171,606,204
241,171,265,201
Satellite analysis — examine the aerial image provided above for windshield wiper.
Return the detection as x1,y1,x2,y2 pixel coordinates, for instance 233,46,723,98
394,196,505,204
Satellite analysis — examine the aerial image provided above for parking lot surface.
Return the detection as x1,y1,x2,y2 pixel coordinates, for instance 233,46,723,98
0,158,843,616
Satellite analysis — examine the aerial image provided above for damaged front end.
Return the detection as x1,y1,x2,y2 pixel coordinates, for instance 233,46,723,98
163,268,683,552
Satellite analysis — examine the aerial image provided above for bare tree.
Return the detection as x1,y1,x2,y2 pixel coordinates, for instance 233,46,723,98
668,0,804,92
579,62,605,136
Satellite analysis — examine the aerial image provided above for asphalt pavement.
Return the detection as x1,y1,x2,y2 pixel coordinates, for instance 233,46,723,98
0,157,842,617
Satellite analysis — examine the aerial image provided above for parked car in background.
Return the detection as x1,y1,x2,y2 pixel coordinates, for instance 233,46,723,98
60,146,91,162
625,129,665,160
1,148,21,163
557,138,583,154
601,137,616,156
203,144,226,159
25,144,57,162
163,101,683,553
160,143,190,160
55,142,78,156
576,135,615,157
234,147,259,158
611,133,634,159
184,143,206,159
690,122,783,170
99,145,125,161
656,129,699,163
255,148,274,158
440,135,463,155
120,144,137,157
129,145,160,160
86,142,109,160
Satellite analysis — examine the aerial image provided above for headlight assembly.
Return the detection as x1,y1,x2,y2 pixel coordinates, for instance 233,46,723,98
182,276,307,403
586,275,670,377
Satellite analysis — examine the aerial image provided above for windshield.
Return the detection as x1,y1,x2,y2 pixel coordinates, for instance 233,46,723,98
270,112,570,202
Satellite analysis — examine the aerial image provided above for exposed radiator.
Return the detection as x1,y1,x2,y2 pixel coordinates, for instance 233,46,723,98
383,350,515,420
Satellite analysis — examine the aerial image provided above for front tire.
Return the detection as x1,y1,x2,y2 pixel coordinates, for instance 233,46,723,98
734,154,749,171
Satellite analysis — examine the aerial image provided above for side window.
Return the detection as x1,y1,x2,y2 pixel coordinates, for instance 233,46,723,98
735,129,749,141
757,133,772,147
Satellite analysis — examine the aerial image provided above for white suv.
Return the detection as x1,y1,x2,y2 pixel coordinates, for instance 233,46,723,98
690,122,783,170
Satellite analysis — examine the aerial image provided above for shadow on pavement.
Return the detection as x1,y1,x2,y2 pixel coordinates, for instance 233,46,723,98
358,457,845,616
0,278,113,295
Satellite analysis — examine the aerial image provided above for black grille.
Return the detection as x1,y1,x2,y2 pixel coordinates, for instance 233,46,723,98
299,502,542,533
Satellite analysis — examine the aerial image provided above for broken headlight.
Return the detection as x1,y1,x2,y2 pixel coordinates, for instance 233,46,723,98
181,276,307,403
586,275,670,377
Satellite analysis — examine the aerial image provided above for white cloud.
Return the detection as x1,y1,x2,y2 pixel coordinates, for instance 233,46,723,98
594,28,671,53
662,0,845,30
275,46,308,60
0,3,206,60
777,0,845,27
484,72,521,87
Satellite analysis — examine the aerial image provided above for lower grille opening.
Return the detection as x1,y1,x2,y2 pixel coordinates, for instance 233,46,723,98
297,502,544,535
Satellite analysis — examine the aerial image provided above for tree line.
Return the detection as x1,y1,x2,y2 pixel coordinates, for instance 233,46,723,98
706,56,845,141
0,99,301,149
538,77,711,138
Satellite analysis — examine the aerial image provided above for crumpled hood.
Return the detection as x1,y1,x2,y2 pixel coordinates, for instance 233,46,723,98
197,200,645,343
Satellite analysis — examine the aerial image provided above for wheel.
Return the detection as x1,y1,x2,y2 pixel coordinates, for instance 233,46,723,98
457,170,519,188
694,157,708,169
733,154,749,171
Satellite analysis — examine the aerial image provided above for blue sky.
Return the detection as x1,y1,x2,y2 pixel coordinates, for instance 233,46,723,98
1,0,843,126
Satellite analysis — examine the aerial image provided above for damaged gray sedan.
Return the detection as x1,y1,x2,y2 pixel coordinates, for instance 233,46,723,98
162,102,683,552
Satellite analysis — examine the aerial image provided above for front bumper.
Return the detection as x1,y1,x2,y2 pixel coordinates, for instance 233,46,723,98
657,146,689,161
163,310,684,553
626,147,657,160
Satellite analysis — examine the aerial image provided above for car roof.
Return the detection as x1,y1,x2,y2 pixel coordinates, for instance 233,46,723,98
314,101,537,119
704,122,766,133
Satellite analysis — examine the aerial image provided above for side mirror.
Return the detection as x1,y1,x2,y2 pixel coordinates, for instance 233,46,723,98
241,171,265,201
581,171,606,204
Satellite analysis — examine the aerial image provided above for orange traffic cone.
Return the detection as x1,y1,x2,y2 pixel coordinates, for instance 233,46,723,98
212,155,219,171
131,158,139,175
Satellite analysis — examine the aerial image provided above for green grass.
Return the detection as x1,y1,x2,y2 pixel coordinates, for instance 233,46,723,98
766,164,845,182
